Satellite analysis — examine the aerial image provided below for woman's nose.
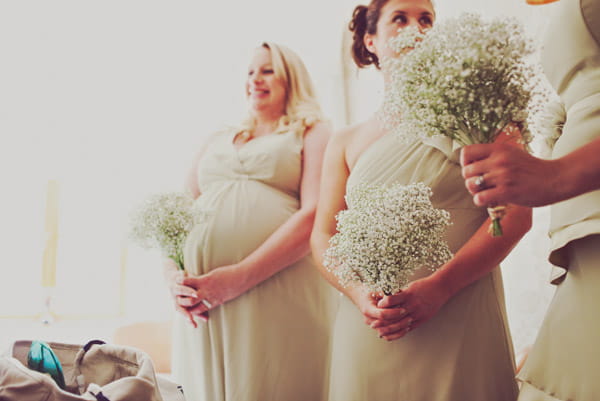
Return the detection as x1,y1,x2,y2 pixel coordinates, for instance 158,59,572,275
408,19,424,32
250,72,263,84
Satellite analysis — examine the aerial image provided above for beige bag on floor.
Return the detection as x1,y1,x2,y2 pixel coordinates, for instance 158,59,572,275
0,340,185,401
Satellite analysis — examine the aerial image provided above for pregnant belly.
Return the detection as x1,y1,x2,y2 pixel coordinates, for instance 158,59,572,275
183,181,300,274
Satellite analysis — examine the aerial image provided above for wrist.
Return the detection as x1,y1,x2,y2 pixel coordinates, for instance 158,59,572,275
546,157,571,203
551,153,597,203
343,284,365,305
231,262,256,292
426,268,456,304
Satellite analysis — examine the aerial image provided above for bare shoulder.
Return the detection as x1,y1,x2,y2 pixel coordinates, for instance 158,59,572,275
338,119,379,169
329,120,371,148
306,120,333,134
304,120,333,142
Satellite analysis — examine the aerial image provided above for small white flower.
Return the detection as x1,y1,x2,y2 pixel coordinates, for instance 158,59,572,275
129,192,203,269
324,182,453,295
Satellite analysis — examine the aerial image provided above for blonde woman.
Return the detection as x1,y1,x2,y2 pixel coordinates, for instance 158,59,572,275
163,42,335,401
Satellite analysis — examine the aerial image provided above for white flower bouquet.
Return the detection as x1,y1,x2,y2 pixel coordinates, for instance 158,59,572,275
324,182,453,296
129,192,202,269
382,13,550,236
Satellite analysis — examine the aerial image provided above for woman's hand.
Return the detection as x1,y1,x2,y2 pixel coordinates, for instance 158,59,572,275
178,264,251,315
461,143,562,207
372,275,451,341
346,286,411,338
163,259,206,327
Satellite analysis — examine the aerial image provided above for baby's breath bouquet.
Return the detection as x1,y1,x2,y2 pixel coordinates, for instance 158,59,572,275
324,182,453,295
129,192,202,269
382,13,550,236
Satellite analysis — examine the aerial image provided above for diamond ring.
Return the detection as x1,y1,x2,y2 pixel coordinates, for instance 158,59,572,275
475,174,486,189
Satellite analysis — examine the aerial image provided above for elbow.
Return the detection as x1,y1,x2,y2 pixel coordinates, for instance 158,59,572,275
309,230,318,258
292,207,317,245
309,221,329,266
298,206,317,230
310,228,327,267
309,225,321,254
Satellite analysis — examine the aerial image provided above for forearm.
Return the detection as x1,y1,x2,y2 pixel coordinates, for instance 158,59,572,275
428,205,532,298
235,208,315,290
555,137,600,202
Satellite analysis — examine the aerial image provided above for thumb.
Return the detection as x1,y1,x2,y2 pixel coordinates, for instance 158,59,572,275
179,276,201,289
460,144,493,167
378,291,408,308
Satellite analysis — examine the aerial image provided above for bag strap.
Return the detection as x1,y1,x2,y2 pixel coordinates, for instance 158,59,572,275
91,391,110,401
74,340,107,395
83,340,106,352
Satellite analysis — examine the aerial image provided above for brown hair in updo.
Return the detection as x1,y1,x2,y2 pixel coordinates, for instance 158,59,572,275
349,0,390,69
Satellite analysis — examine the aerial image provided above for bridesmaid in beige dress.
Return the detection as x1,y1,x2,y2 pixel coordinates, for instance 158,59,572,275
461,0,600,400
311,1,532,400
162,42,336,401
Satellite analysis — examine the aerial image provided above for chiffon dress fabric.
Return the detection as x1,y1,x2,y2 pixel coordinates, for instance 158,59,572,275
327,133,519,401
517,0,600,400
172,128,336,401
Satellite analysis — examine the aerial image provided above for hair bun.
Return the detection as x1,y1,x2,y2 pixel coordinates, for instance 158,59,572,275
349,4,379,68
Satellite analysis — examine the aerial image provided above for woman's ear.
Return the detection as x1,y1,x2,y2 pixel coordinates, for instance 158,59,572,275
364,34,376,54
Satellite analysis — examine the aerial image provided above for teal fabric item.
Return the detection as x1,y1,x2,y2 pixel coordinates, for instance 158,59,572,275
27,340,66,389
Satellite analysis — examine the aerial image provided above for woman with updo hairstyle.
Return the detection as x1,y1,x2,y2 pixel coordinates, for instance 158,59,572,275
164,42,336,401
349,0,388,68
311,1,528,400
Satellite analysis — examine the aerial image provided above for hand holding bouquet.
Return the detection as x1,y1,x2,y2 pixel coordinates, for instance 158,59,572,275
324,182,453,296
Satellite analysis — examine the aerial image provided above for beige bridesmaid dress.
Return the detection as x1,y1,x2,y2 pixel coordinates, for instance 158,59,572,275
171,128,336,401
516,0,600,400
327,134,519,401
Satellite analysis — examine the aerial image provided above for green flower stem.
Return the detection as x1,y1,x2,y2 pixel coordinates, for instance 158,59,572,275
170,251,185,270
491,219,503,237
